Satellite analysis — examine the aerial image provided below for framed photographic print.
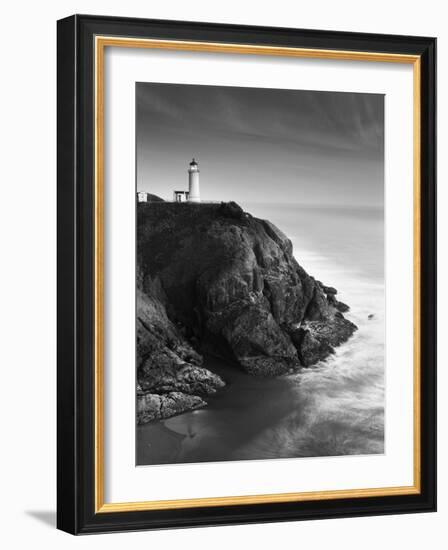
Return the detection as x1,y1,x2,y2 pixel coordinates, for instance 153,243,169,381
57,14,436,534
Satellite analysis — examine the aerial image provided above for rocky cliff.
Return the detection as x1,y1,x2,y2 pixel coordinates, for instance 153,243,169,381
136,286,225,424
137,201,357,424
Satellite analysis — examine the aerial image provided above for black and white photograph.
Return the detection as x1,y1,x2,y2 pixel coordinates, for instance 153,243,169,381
135,82,385,466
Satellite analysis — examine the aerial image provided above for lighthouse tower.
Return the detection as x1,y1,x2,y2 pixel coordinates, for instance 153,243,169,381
188,158,201,203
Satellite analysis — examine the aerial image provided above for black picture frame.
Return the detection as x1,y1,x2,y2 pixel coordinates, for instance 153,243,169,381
57,14,436,535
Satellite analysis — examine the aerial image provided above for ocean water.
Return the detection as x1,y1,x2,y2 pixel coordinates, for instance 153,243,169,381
137,203,385,465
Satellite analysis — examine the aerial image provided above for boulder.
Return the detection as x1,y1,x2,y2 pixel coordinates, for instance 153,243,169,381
137,392,206,424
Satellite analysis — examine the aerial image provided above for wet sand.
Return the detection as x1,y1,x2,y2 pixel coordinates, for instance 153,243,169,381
137,357,306,465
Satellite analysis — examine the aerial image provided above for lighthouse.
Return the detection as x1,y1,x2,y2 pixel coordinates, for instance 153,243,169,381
188,158,201,203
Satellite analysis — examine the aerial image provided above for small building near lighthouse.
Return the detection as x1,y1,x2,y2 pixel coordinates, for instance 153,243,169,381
187,158,201,203
137,191,149,202
173,190,189,202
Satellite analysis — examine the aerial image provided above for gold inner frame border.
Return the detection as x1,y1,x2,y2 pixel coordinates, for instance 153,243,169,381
94,35,421,513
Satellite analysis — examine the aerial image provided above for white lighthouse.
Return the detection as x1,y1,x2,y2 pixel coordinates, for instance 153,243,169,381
188,158,201,203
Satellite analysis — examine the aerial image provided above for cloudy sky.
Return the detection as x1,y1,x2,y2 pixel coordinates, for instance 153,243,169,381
136,82,384,207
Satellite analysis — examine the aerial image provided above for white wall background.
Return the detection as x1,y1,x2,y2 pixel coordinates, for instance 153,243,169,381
0,0,443,547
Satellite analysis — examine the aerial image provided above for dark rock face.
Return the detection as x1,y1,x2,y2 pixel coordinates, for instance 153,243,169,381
137,391,206,424
137,202,357,399
136,287,224,424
